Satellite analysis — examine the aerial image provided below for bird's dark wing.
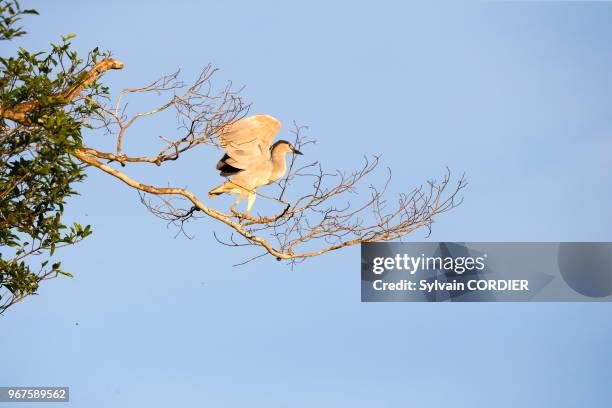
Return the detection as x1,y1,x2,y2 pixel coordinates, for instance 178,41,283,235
215,154,242,176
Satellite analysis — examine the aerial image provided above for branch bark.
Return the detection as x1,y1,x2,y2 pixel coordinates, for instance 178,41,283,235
0,58,124,125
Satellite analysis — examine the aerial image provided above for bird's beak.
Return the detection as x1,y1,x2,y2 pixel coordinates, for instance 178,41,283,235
292,147,303,155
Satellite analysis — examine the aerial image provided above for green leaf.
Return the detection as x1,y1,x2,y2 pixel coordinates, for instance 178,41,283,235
61,33,76,41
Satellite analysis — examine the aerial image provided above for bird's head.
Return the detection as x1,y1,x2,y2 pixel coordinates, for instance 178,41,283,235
271,140,303,155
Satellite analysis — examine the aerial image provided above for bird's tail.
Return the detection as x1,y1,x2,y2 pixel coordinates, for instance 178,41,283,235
208,182,228,199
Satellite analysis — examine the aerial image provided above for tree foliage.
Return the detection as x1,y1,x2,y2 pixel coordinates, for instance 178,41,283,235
0,0,109,313
0,0,37,41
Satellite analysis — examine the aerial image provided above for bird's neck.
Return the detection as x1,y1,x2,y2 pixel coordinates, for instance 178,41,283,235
270,149,288,180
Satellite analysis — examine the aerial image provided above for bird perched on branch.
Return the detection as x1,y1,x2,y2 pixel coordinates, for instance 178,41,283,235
208,114,302,212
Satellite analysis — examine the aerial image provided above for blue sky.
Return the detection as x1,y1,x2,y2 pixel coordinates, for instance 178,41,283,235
2,1,612,407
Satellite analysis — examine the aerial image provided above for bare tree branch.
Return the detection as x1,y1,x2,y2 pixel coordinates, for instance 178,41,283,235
84,64,249,167
1,57,465,265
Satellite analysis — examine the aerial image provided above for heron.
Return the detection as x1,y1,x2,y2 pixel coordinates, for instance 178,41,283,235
208,114,302,212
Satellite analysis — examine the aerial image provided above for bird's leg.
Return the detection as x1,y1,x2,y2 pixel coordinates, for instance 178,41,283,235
230,194,244,213
246,192,257,214
231,193,252,220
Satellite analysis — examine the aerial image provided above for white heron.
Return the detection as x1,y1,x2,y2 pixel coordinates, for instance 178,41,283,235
208,114,302,212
